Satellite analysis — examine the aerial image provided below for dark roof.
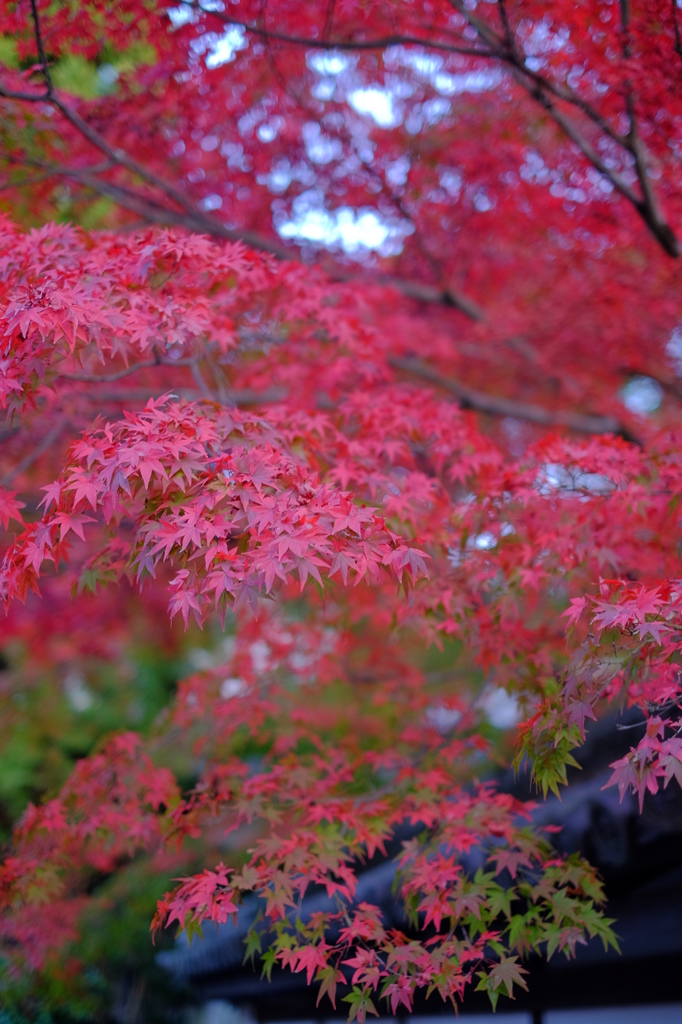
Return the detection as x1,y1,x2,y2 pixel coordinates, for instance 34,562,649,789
159,712,682,1017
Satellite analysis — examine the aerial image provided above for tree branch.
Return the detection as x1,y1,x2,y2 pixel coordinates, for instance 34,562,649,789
21,160,483,318
29,0,54,92
448,0,679,257
618,0,679,256
0,84,50,102
388,356,630,437
674,0,682,64
179,0,492,57
2,1,485,320
58,356,198,383
254,40,484,321
1,418,67,487
58,356,287,408
76,385,288,407
333,270,484,320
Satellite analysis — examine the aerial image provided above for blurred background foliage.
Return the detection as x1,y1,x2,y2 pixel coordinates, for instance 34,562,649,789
0,602,209,1021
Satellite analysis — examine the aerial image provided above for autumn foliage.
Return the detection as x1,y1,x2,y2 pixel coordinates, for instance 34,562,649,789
1,0,682,1018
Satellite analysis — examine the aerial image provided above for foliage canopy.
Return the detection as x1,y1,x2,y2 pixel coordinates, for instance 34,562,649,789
2,0,682,1018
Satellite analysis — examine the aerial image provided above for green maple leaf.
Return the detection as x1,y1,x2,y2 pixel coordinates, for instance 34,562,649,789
489,956,529,997
342,986,379,1023
487,885,513,921
316,966,343,1009
476,955,529,1010
182,917,203,946
243,927,262,965
507,913,530,947
260,948,276,981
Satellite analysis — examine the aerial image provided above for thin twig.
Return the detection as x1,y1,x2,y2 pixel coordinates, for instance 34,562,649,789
76,386,287,406
256,31,482,321
179,0,492,56
0,84,50,102
618,0,679,256
24,160,484,318
335,271,485,320
388,355,630,437
448,0,679,256
674,0,682,64
29,0,54,92
59,356,199,383
187,0,628,148
1,419,66,486
190,361,213,399
322,0,337,42
2,5,487,318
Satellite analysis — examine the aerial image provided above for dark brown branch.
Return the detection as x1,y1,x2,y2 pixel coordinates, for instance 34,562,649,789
1,418,67,487
322,0,337,41
674,0,682,63
196,0,630,153
179,0,492,56
253,35,483,321
446,0,631,151
58,356,287,407
3,3,486,319
334,271,485,320
19,0,273,251
190,361,213,399
185,0,628,151
388,356,628,437
80,386,288,407
448,0,679,257
526,83,641,208
195,0,666,245
618,0,680,256
58,356,200,383
0,84,50,102
29,0,54,91
29,161,484,318
20,160,295,256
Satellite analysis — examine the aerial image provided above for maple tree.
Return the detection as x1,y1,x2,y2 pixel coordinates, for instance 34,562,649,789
1,0,682,1018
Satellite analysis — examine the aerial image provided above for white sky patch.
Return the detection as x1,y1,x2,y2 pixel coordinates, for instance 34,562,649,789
277,190,413,255
250,640,270,674
168,5,196,29
258,157,315,194
386,155,410,186
522,18,570,56
306,43,502,138
667,325,682,374
198,194,223,211
97,63,119,88
619,376,663,416
220,677,247,699
434,68,504,96
473,189,495,212
385,46,441,74
205,25,248,68
308,51,357,101
258,123,277,142
347,87,400,127
426,704,462,734
306,51,354,76
447,530,502,568
63,670,94,712
539,463,615,497
385,45,504,97
440,168,463,198
478,687,522,730
302,122,343,164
